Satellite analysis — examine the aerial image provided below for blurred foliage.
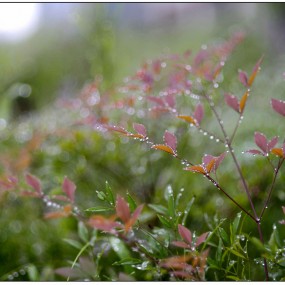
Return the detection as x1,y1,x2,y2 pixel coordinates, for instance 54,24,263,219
0,3,285,281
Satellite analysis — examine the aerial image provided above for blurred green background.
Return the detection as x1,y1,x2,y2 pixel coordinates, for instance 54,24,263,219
0,3,285,281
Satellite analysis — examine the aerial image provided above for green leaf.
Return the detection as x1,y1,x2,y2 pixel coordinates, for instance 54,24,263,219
96,191,106,201
78,221,89,243
168,192,175,219
113,258,142,266
126,192,137,212
227,275,240,281
63,239,83,250
182,196,195,225
232,212,242,236
250,237,266,254
219,228,229,245
216,238,223,264
109,237,130,260
157,214,172,228
148,204,168,215
227,247,246,259
105,181,114,205
27,264,40,281
84,206,113,212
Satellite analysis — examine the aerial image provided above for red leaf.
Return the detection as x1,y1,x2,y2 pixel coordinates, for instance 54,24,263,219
164,94,175,108
178,224,192,245
125,204,144,232
147,96,165,107
215,152,226,170
116,195,130,223
238,70,248,87
268,136,278,151
151,144,176,155
246,149,264,156
25,174,42,195
172,240,191,249
248,55,264,86
224,93,240,113
133,123,147,137
163,131,177,152
62,177,76,203
271,98,285,117
202,154,214,165
88,215,121,233
271,148,284,157
254,132,268,153
194,104,204,125
105,125,129,135
195,232,209,247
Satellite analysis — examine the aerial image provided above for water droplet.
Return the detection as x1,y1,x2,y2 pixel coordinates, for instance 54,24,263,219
273,224,277,230
219,120,223,124
210,136,214,140
185,65,192,71
161,62,167,68
216,138,220,143
19,269,25,275
8,275,13,280
203,132,207,136
13,272,19,278
201,44,207,50
47,201,52,207
214,83,219,88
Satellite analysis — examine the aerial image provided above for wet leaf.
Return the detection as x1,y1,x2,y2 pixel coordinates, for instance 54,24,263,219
246,149,264,156
268,136,279,151
254,132,267,153
151,144,176,155
271,148,284,157
133,123,147,137
224,93,239,113
177,115,197,125
84,206,113,212
25,174,42,195
116,195,130,223
126,193,137,212
148,204,168,215
172,240,191,249
78,221,89,243
62,177,76,203
165,94,175,108
238,70,248,87
178,224,192,245
163,131,177,152
196,232,209,247
248,55,264,86
113,258,142,266
184,165,206,174
125,204,144,232
194,103,204,125
157,214,172,228
239,90,249,113
63,238,83,250
271,98,285,116
105,181,114,205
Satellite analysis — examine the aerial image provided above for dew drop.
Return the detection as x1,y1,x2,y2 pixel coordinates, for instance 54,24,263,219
210,136,214,140
214,83,219,88
219,120,223,124
8,275,13,280
13,272,19,278
273,224,277,230
19,269,26,275
203,132,207,136
216,138,220,143
201,44,207,50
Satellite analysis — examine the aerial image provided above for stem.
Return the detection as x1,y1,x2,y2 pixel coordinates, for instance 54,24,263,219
259,158,284,220
229,113,243,144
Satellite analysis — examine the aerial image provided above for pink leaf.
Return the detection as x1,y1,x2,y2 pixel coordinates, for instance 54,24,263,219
194,103,204,125
202,154,214,165
88,215,121,233
62,177,76,203
271,98,285,117
246,149,264,156
215,153,226,170
116,195,130,223
238,70,248,87
224,93,240,113
125,204,144,232
164,94,175,108
195,232,209,247
178,224,192,245
268,136,279,151
172,241,191,249
164,131,177,152
25,174,42,195
254,132,268,153
133,123,147,137
147,96,165,107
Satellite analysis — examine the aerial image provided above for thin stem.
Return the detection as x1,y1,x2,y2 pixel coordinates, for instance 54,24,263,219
229,113,243,144
206,175,256,221
259,158,284,220
204,94,258,220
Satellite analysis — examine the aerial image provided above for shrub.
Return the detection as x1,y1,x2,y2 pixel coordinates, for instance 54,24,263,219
1,33,285,281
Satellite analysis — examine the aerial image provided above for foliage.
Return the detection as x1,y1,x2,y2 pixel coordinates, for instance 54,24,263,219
1,32,285,281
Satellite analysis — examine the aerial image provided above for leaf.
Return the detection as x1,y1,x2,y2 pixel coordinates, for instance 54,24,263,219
196,232,209,247
194,103,204,125
105,125,129,135
105,181,114,205
177,115,197,125
178,224,192,245
116,195,130,223
25,174,42,195
151,144,176,155
239,90,249,113
147,96,165,106
271,148,284,157
63,238,83,250
78,221,89,243
238,70,248,87
125,204,144,232
157,214,172,228
165,94,175,108
268,136,278,151
109,237,130,260
148,204,168,215
248,55,264,87
224,93,240,113
126,193,137,212
163,130,177,152
271,98,285,116
88,215,121,233
282,206,285,215
84,206,113,212
254,132,267,153
219,228,230,244
133,123,147,137
205,158,216,173
232,212,242,236
62,177,76,203
184,165,206,174
113,258,142,266
227,247,246,259
44,204,72,219
172,240,191,249
246,149,264,156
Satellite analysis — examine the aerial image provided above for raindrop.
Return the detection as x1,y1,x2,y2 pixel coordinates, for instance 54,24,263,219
273,224,277,230
220,61,225,66
219,120,224,124
185,65,192,71
161,62,167,68
19,269,25,275
47,201,52,207
216,138,220,143
199,129,203,133
203,132,208,136
214,83,219,89
201,44,207,50
8,275,13,280
209,136,214,140
13,272,19,278
241,151,245,154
